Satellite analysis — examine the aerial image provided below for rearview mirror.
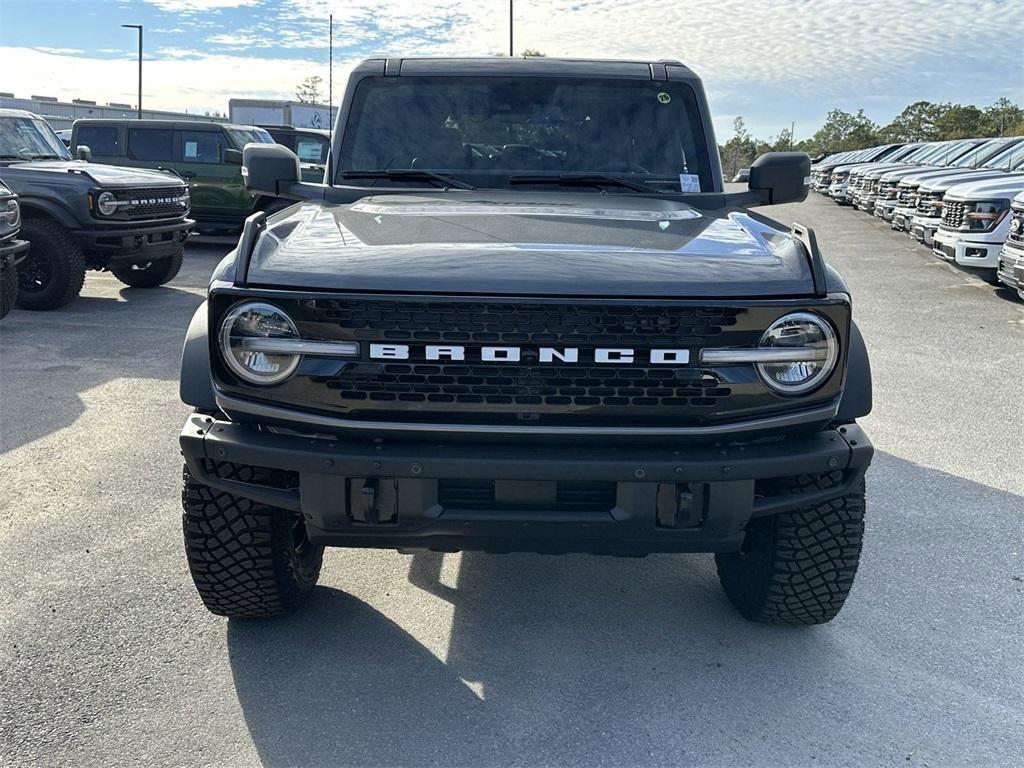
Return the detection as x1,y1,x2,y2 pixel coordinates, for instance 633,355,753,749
222,148,243,165
76,145,92,162
242,143,300,196
748,152,810,205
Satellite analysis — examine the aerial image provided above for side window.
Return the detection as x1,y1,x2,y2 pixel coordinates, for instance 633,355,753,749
77,126,121,155
295,136,328,164
128,128,174,161
178,130,225,164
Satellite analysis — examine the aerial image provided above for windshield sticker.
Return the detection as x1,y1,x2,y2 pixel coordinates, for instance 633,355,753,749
657,92,671,105
679,174,701,193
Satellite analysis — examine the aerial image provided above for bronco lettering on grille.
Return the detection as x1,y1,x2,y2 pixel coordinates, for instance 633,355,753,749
369,344,691,365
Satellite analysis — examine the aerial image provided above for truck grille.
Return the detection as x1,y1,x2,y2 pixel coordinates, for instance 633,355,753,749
1007,207,1024,245
897,186,916,205
438,479,617,512
113,186,188,219
318,300,736,416
917,191,943,216
942,200,967,229
214,296,849,429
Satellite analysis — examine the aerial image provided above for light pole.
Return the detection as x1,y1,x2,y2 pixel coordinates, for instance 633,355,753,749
121,24,143,119
509,0,513,56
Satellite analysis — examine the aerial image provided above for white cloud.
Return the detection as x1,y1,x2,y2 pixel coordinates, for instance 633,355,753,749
143,0,260,11
1,47,332,114
206,33,260,47
32,46,84,55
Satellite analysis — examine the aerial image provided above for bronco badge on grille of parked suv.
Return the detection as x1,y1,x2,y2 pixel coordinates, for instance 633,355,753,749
178,57,874,627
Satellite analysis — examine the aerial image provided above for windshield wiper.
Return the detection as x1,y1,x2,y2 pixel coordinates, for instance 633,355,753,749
339,169,474,190
29,154,64,160
508,173,661,194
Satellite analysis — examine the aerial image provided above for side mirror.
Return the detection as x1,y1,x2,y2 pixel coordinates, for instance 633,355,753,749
222,147,243,165
242,143,300,196
748,152,810,205
76,145,92,162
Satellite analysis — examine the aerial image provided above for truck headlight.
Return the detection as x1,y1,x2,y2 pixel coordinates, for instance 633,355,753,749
0,198,20,233
755,312,839,395
96,191,119,216
219,301,302,385
965,200,1009,232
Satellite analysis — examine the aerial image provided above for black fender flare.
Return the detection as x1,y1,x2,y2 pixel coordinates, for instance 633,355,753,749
18,197,80,230
837,320,872,420
180,300,217,411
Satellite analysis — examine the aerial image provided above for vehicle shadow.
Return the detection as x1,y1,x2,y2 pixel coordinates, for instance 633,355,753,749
0,243,226,452
226,452,1024,766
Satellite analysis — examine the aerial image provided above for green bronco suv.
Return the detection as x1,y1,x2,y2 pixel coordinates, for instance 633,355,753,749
71,119,293,233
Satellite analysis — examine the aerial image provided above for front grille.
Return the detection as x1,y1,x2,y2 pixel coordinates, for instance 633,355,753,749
1007,208,1024,245
438,479,617,511
917,191,943,216
942,200,967,229
317,300,736,415
897,186,915,205
214,296,850,429
113,186,188,219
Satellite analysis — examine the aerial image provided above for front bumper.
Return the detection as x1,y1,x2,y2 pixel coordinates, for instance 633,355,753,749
873,198,899,219
891,206,916,231
828,182,849,202
998,243,1024,290
179,413,873,555
0,236,30,266
74,218,193,262
909,216,940,246
932,229,1002,269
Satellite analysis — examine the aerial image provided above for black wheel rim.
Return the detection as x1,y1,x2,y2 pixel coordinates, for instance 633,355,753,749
18,250,52,294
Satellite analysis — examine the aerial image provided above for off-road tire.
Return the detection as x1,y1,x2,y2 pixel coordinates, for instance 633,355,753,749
182,463,323,618
715,476,866,626
15,218,87,310
110,248,184,288
0,260,17,319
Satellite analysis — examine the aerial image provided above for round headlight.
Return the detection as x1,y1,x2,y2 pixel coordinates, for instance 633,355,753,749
1,198,20,231
96,191,118,216
756,312,839,395
219,301,301,385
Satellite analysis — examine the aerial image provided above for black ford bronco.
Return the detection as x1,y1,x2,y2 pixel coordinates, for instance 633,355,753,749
179,58,873,625
0,109,192,309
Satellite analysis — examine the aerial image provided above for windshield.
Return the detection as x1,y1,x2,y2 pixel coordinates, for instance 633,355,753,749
0,116,72,160
929,139,981,166
888,144,922,162
982,142,1024,170
337,76,713,192
952,138,1020,168
227,127,275,149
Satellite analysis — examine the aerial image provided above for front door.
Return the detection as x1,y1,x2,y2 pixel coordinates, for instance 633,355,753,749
172,128,249,228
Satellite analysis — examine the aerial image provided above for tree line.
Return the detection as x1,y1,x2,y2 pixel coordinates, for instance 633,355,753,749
720,98,1024,176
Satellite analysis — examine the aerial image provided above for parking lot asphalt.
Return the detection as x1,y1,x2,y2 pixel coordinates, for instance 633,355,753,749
1,197,1022,768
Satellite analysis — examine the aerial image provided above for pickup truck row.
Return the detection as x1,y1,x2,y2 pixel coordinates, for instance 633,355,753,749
811,138,1024,299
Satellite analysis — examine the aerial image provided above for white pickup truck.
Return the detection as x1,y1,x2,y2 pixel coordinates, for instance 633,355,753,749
890,137,1024,234
932,175,1024,281
908,140,1024,245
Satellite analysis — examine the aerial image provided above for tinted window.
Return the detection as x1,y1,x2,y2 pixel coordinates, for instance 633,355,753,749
295,135,328,163
337,76,713,191
77,125,120,155
178,130,225,164
128,128,174,161
226,127,275,148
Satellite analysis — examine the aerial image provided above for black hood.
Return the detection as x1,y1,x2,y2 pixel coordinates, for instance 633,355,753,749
3,160,182,188
246,192,817,298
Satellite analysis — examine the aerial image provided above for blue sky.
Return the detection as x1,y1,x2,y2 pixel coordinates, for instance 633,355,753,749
1,0,1021,141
